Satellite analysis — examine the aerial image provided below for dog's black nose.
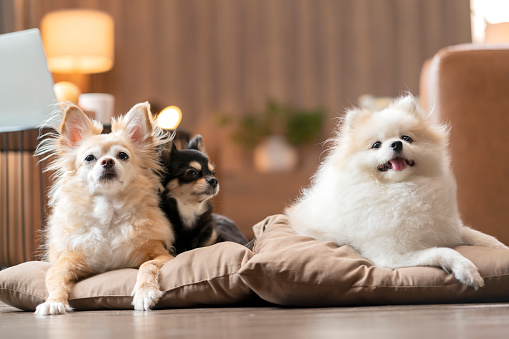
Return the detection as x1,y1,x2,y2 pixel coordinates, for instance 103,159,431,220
391,141,403,152
206,177,218,188
101,158,115,169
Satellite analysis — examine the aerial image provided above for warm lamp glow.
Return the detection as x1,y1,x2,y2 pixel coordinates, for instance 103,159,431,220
157,106,182,130
485,22,509,43
53,81,81,104
471,0,509,42
41,9,114,74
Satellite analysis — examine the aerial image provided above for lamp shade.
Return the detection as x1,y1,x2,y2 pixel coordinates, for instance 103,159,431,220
485,22,509,43
41,9,114,74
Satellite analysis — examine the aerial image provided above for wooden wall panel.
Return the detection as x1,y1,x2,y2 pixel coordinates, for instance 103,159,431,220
1,0,472,235
1,0,472,127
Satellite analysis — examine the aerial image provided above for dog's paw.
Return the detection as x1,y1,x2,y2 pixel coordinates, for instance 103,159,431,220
131,283,164,311
492,243,509,250
488,240,509,250
34,301,73,316
450,258,484,289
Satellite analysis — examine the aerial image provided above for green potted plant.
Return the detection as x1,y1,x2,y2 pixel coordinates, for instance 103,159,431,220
216,101,325,172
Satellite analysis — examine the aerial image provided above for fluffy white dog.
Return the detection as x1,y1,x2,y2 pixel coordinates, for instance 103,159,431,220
287,95,507,289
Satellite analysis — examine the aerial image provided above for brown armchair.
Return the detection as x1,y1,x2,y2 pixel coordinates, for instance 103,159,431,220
420,44,509,245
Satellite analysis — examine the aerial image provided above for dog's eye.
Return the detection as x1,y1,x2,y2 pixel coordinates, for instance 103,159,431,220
85,154,96,162
211,171,216,176
371,141,382,149
401,135,413,143
185,169,199,179
118,152,129,160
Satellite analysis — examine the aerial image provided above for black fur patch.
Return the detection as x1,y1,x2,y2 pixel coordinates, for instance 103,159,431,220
160,197,217,254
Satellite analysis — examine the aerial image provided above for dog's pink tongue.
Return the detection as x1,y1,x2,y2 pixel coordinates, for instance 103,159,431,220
390,158,406,171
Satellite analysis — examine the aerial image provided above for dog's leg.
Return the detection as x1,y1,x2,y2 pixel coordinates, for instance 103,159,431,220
131,241,174,311
460,226,508,249
393,247,484,289
35,251,90,316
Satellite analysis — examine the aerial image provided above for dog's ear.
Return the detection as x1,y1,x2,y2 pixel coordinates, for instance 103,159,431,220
160,140,178,158
116,102,154,144
60,103,101,148
159,138,178,164
166,140,178,153
390,95,421,116
188,135,206,153
342,108,370,130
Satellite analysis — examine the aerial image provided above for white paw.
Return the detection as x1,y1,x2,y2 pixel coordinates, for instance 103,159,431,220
131,284,164,311
34,301,73,316
450,258,484,289
489,241,509,250
476,234,509,249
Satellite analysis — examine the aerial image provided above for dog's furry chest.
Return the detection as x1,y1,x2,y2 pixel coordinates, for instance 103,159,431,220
177,200,209,229
48,197,148,271
289,173,462,253
160,197,216,254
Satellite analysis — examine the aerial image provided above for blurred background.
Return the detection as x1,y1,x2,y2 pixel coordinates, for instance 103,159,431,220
0,0,506,237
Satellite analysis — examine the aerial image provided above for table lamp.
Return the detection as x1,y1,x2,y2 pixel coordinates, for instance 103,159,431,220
41,9,114,103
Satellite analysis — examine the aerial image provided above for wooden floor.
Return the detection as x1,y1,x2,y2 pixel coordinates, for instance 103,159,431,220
2,302,509,339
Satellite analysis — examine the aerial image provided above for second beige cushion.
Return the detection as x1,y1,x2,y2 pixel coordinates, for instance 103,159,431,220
239,214,509,306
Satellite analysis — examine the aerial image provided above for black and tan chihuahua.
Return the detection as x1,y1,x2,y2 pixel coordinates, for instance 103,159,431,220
159,135,248,254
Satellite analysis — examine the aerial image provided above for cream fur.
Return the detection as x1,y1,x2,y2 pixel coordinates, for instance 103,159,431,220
34,102,174,315
165,178,219,229
287,95,507,289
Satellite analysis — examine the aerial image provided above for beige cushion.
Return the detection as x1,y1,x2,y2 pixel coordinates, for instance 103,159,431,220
238,215,509,306
0,242,254,311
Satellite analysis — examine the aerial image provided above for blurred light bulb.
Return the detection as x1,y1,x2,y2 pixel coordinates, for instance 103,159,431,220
54,81,81,104
156,106,182,130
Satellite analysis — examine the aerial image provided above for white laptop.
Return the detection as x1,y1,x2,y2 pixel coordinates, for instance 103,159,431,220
0,29,57,132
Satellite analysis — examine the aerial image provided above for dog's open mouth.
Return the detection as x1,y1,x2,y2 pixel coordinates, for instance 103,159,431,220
377,157,415,172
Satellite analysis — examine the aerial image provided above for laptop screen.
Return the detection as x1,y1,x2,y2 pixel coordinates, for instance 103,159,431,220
0,29,57,132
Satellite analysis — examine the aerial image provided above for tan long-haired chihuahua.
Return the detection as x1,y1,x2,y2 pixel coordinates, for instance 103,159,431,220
34,102,174,315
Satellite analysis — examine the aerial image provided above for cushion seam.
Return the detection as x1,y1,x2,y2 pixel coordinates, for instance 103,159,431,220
161,271,240,294
240,272,509,288
0,272,241,301
0,287,44,300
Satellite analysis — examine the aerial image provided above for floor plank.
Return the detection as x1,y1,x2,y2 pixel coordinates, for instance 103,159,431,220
2,302,509,338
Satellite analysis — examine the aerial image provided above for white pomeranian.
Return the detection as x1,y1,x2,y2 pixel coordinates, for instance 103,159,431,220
287,95,507,288
34,102,174,315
